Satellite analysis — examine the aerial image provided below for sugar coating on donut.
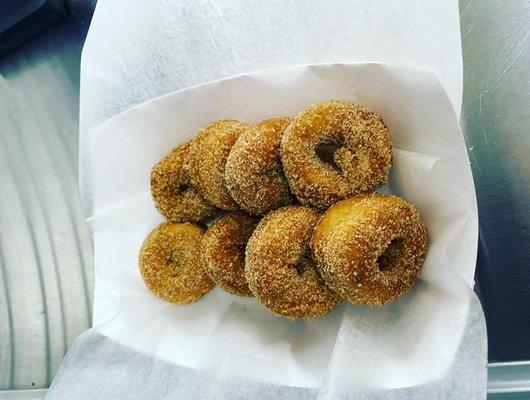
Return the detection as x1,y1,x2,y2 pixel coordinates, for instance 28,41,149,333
281,100,393,209
245,206,341,319
188,120,247,210
311,193,428,306
139,222,214,303
225,117,295,215
151,140,216,222
201,212,258,297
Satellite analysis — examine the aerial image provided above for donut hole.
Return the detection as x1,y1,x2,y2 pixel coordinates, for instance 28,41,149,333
294,263,306,277
226,243,246,270
377,238,405,272
334,147,358,175
315,143,341,169
293,256,313,277
176,183,190,194
168,250,186,276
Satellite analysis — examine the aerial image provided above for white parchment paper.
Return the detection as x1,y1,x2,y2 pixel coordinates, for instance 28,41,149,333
80,0,464,203
84,63,485,397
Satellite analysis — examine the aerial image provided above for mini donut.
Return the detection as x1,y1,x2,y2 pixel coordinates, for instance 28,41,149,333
280,100,393,209
245,206,341,319
201,212,258,297
188,120,248,210
139,222,214,303
311,193,428,306
225,117,295,215
151,140,216,222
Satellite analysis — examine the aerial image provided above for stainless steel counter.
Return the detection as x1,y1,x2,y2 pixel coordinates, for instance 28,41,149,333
0,0,528,395
0,17,93,390
460,0,530,362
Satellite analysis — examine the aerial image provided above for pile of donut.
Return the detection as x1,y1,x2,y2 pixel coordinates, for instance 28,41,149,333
139,100,428,319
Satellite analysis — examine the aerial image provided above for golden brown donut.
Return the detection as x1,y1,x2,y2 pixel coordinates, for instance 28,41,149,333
151,140,216,223
201,212,258,297
188,120,248,210
245,206,341,319
225,117,295,215
281,100,393,209
311,193,428,306
139,222,214,303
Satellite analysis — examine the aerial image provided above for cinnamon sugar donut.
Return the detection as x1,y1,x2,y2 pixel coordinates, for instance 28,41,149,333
245,206,341,319
201,212,258,297
225,117,295,215
139,222,214,303
281,100,393,209
188,120,247,210
311,193,428,306
151,141,216,223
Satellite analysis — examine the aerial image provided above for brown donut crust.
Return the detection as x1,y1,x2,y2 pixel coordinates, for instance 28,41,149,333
201,212,258,297
151,140,216,222
245,206,341,319
281,100,393,209
311,193,428,306
139,222,214,303
188,120,248,210
225,117,295,215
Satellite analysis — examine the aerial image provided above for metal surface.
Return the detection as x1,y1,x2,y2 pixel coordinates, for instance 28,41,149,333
0,389,47,399
460,0,530,362
0,17,93,389
0,0,528,396
0,0,67,57
487,361,530,395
